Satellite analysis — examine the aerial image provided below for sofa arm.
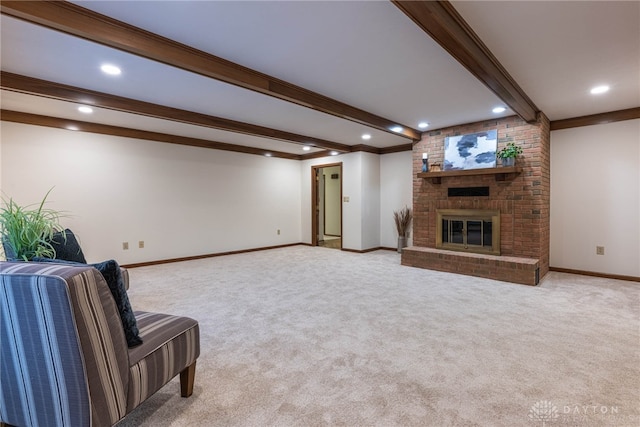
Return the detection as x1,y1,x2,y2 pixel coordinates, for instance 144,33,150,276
126,312,200,411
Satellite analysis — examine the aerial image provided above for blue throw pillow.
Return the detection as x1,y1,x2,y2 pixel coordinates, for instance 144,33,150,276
33,257,143,347
49,229,87,264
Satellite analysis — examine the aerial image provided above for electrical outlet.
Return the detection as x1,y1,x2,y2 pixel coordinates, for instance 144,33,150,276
122,242,129,250
277,229,281,235
139,241,144,249
596,246,605,255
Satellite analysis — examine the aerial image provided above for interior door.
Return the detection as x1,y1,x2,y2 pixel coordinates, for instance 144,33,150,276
318,170,325,242
311,163,342,247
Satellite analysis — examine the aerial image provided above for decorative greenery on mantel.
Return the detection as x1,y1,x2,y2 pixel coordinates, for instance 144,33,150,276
497,142,523,159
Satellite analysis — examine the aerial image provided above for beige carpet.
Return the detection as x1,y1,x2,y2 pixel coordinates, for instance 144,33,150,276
118,246,639,427
318,237,341,249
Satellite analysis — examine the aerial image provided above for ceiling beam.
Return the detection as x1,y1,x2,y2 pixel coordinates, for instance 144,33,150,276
1,108,413,160
0,71,352,153
392,0,539,123
550,107,640,131
0,0,421,141
0,109,303,160
301,143,413,160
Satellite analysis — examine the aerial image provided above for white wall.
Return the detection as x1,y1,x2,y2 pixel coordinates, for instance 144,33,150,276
0,125,2,192
1,122,302,264
380,151,413,248
301,154,362,249
0,127,3,260
2,122,416,259
360,152,380,250
550,119,640,277
300,151,411,251
12,117,636,277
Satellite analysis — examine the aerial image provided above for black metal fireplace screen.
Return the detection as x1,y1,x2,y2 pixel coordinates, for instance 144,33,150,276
436,209,500,255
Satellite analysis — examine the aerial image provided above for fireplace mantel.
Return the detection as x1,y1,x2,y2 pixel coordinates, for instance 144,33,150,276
417,166,522,184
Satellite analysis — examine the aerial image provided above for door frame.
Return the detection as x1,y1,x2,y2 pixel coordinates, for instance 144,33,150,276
311,162,342,247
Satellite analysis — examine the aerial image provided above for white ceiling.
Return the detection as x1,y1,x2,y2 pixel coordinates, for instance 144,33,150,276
1,1,638,157
452,0,640,121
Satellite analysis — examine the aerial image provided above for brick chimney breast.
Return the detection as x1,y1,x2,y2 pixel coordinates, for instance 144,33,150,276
402,114,550,286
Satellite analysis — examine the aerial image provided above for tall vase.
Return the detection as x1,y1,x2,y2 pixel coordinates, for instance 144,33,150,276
397,236,407,253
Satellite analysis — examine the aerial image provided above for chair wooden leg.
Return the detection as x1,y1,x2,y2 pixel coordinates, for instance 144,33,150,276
180,361,196,397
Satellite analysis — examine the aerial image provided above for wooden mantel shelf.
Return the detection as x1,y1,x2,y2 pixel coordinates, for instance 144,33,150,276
417,166,522,184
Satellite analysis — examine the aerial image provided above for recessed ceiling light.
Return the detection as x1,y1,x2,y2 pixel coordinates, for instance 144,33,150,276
264,153,272,157
78,106,93,114
391,126,403,133
418,122,429,129
302,146,311,151
330,151,339,156
66,125,79,131
590,85,609,95
362,134,371,140
101,64,121,75
492,107,506,113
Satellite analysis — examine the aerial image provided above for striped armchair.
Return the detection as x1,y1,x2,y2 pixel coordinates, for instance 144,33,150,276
0,262,200,427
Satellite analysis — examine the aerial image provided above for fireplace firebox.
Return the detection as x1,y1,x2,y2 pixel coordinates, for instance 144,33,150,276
436,209,500,255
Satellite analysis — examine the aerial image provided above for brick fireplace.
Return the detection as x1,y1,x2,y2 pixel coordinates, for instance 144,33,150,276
401,114,550,285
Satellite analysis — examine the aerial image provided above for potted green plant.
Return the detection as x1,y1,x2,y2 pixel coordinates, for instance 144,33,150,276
497,142,523,167
0,189,63,261
393,206,413,253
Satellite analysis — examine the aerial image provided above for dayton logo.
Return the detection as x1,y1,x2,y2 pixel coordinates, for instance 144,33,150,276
528,400,559,426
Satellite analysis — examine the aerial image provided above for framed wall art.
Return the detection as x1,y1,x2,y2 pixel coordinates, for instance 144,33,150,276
444,130,497,170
